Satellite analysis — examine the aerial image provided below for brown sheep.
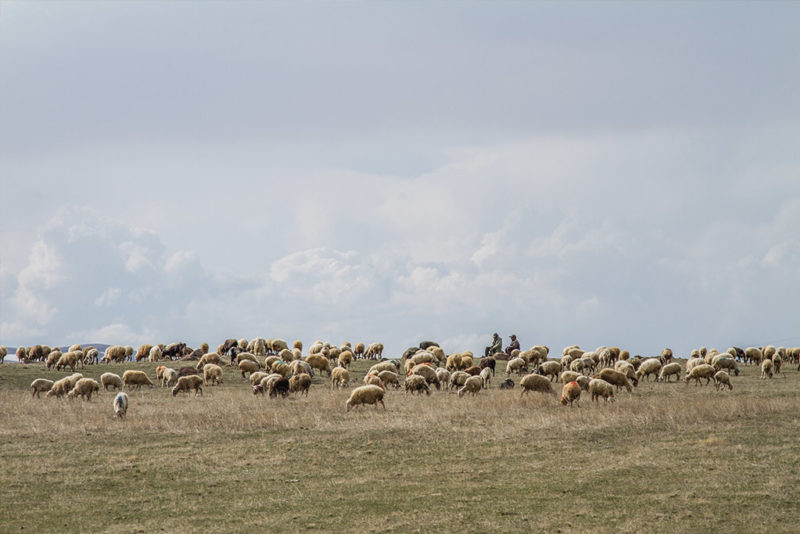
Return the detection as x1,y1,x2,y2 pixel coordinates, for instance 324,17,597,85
595,369,633,393
560,381,581,407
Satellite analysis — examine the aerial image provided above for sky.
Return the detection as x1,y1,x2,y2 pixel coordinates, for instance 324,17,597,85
1,1,799,358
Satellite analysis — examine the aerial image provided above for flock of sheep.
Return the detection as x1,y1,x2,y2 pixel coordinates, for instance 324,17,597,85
6,339,799,417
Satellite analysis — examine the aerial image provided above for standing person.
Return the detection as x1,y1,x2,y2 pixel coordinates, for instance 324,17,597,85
484,333,502,357
505,334,520,356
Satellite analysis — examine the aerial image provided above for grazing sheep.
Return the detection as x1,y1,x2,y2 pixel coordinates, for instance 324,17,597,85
67,378,100,401
480,366,492,388
162,368,178,387
506,357,528,376
660,348,674,365
45,349,62,369
479,356,496,376
377,370,401,389
0,345,6,363
589,378,615,402
236,352,259,366
685,364,715,386
744,347,763,366
271,361,291,378
409,350,437,367
267,339,289,355
434,368,451,388
405,374,431,395
365,343,384,360
410,363,441,390
30,378,54,398
711,355,740,376
449,371,470,390
172,375,204,396
16,346,28,363
345,385,386,411
177,366,202,378
331,367,351,389
560,371,581,384
289,373,312,395
238,359,260,378
269,377,290,398
100,372,123,391
306,354,332,377
84,347,99,365
714,371,733,391
113,392,129,418
148,345,162,362
595,369,634,392
367,361,399,376
203,364,223,386
55,351,83,372
636,358,663,382
519,373,556,397
658,362,683,383
458,375,483,397
575,375,591,391
560,381,582,407
102,345,128,364
537,360,562,381
122,370,154,389
353,342,366,359
47,377,74,398
773,355,784,377
364,374,386,390
761,359,774,379
135,344,154,362
337,350,353,369
196,352,221,370
249,371,269,387
253,374,282,395
499,378,515,389
289,360,313,377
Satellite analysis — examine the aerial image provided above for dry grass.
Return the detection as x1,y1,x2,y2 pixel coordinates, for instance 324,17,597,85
1,359,799,532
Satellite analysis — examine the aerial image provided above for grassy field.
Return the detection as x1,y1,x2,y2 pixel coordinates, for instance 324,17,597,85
1,357,799,533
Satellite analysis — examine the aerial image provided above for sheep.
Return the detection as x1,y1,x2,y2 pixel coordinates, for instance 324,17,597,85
177,366,202,378
773,355,785,377
744,347,763,366
657,363,682,383
162,368,178,387
269,377,290,398
249,337,268,356
113,392,129,418
575,375,591,392
203,364,223,386
405,374,431,395
480,366,492,388
636,358,662,382
365,342,384,359
271,361,291,378
55,351,83,372
761,359,774,379
711,355,740,376
289,373,312,395
434,368,451,388
685,364,715,386
306,354,332,377
367,361,399,376
102,345,128,364
196,352,221,370
337,350,353,369
353,342,366,359
135,344,153,362
172,375,204,396
84,347,99,365
67,378,100,401
560,381,582,407
660,348,674,365
763,345,777,361
122,370,154,389
0,345,6,363
30,378,54,398
595,369,633,393
714,371,733,391
588,378,615,402
458,375,483,397
16,346,28,363
519,373,556,397
506,357,529,376
47,377,74,398
446,353,472,371
449,371,470,390
292,340,303,352
331,367,350,389
289,360,313,377
236,352,259,366
537,360,562,381
364,374,385,390
100,372,123,391
248,371,269,387
377,370,401,389
253,374,282,395
148,345,162,362
560,370,581,384
479,356,496,376
345,385,386,411
409,350,437,367
410,363,441,390
238,359,260,378
45,349,62,369
267,339,289,355
499,378,515,389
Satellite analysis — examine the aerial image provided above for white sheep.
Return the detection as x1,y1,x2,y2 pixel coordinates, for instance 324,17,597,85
46,374,84,398
449,371,470,390
657,362,682,383
162,368,178,388
685,364,714,386
506,357,528,376
711,355,740,376
537,360,562,381
172,375,204,396
636,358,662,382
405,374,431,395
761,359,774,379
122,370,154,389
457,375,483,397
203,364,223,386
238,359,260,378
114,392,129,418
331,367,350,389
67,378,100,401
367,361,399,376
714,371,733,391
410,363,440,390
30,378,54,398
435,368,451,388
588,378,615,402
377,370,401,389
100,372,123,391
479,366,492,388
345,385,386,411
148,345,162,362
196,352,221,370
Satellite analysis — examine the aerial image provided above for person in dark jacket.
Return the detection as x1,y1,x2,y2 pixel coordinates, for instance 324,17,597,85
505,335,520,356
484,333,502,357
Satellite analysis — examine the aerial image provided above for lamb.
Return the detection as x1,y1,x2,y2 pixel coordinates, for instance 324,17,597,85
714,371,733,391
635,358,663,382
238,359,260,378
560,381,581,407
55,351,83,372
306,354,331,376
506,357,529,376
519,373,556,396
203,364,224,386
289,373,312,395
172,375,204,396
122,370,154,389
114,392,129,418
761,359,774,379
410,363,441,390
100,372,123,391
162,368,178,387
331,367,350,389
364,374,385,390
149,345,162,362
377,370,401,389
196,352,221,370
30,378,54,398
449,371,470,390
685,364,715,386
405,374,431,395
480,366,492,388
657,362,683,383
499,378,515,389
457,375,483,397
595,369,633,392
67,378,101,401
345,385,386,411
269,377,290,398
537,360,562,381
588,378,615,402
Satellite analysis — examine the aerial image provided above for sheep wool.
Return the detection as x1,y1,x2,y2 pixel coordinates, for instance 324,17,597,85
114,392,129,418
345,385,386,412
560,381,581,407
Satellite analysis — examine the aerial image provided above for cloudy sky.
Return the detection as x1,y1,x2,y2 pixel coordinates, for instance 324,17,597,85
1,1,799,358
